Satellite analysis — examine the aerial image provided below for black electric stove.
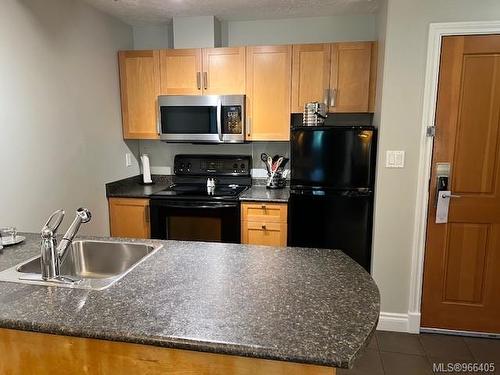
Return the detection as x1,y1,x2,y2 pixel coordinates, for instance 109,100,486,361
150,155,252,243
153,184,248,200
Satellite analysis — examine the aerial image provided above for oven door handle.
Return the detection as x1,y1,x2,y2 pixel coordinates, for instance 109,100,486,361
157,202,238,209
216,98,223,142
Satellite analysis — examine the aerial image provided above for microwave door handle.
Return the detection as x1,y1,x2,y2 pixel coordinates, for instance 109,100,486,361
216,98,223,142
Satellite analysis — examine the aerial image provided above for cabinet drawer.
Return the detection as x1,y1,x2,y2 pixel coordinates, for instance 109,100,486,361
241,221,287,247
241,202,287,223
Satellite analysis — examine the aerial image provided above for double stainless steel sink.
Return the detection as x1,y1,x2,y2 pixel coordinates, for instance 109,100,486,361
0,240,162,290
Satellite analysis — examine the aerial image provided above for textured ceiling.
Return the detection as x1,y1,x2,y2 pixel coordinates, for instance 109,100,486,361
84,0,379,26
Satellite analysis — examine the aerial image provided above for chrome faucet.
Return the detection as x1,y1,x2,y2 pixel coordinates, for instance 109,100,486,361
40,208,91,281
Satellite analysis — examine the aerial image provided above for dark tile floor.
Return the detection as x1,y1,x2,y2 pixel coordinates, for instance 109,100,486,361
339,331,500,375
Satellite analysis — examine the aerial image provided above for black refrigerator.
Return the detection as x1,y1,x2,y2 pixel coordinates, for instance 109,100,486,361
288,125,377,271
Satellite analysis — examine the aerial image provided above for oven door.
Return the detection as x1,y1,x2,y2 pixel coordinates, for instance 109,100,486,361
158,95,245,143
150,200,241,243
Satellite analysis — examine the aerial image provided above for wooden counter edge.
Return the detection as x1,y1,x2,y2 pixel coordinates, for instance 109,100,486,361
0,328,335,375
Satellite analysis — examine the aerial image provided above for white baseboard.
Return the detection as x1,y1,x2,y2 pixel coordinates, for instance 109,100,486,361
377,312,421,333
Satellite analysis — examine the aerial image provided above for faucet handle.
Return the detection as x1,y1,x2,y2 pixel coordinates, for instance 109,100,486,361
76,208,91,223
42,209,65,236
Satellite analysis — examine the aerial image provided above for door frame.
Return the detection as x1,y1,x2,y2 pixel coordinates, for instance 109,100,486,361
409,21,500,333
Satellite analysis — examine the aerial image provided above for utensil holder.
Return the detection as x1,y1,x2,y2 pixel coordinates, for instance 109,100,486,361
266,171,286,189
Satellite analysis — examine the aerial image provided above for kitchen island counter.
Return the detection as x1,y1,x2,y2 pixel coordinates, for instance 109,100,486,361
0,233,379,369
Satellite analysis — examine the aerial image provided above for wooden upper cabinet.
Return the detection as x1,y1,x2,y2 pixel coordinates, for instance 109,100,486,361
118,50,160,139
329,42,372,112
160,49,202,95
202,47,245,95
291,44,331,113
246,45,292,141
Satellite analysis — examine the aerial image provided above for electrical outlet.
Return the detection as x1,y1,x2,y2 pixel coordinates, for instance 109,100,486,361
386,150,405,168
125,153,132,167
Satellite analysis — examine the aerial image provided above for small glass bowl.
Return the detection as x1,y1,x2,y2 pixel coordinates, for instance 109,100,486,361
0,227,17,245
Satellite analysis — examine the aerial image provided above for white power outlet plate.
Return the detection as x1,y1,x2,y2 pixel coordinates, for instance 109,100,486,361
125,153,132,167
386,150,405,168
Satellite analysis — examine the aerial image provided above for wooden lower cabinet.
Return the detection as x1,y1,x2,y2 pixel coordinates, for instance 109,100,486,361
241,202,288,246
108,198,150,239
0,328,335,375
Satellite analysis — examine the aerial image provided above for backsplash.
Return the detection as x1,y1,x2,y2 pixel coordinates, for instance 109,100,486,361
138,140,290,177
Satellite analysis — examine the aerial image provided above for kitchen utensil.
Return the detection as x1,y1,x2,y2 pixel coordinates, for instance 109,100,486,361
273,156,284,172
303,102,327,126
272,154,279,166
267,156,273,174
261,153,270,173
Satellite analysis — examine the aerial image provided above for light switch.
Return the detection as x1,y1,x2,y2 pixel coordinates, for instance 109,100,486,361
386,150,405,168
125,153,132,167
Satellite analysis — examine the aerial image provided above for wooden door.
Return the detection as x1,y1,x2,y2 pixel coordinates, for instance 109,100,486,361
246,45,292,141
329,42,371,113
291,44,331,113
421,35,500,333
160,49,202,95
109,198,150,239
202,47,245,95
118,50,160,139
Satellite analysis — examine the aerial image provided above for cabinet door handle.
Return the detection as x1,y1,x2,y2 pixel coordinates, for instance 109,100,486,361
261,224,267,230
246,117,252,137
330,88,337,107
144,206,150,223
203,72,208,90
196,72,201,90
261,205,266,210
323,89,330,106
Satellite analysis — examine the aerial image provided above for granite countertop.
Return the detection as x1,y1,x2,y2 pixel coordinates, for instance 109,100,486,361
106,175,290,203
0,234,379,368
239,185,290,203
106,175,173,198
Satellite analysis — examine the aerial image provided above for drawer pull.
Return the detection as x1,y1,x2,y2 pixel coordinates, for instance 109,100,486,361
261,205,266,210
261,224,267,230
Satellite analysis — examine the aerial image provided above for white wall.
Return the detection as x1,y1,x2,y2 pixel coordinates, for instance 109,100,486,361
0,0,138,236
227,15,376,46
133,23,172,49
132,14,377,49
372,0,500,317
140,141,289,177
173,16,222,48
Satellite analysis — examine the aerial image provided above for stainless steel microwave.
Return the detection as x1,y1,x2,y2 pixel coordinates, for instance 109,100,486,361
158,95,245,143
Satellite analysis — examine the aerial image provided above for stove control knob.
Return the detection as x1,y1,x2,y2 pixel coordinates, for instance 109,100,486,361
187,163,192,170
233,163,238,170
241,164,246,170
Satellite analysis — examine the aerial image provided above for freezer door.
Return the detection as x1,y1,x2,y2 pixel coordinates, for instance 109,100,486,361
288,191,373,271
291,127,376,189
